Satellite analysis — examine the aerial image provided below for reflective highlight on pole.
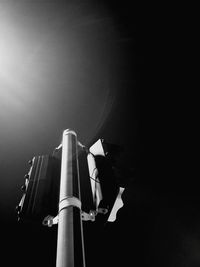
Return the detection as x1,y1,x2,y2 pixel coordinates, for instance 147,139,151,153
56,129,85,267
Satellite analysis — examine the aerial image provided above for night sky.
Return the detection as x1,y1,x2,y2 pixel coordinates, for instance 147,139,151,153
0,1,198,267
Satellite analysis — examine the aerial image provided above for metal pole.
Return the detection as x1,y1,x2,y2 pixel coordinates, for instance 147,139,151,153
56,129,85,267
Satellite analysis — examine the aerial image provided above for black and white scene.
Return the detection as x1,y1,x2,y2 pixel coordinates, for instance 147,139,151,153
0,1,198,267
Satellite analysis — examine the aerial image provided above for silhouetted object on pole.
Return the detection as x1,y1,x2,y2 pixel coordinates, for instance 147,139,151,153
16,155,60,223
16,130,128,267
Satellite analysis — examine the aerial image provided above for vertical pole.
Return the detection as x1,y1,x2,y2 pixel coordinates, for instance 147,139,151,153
56,129,85,267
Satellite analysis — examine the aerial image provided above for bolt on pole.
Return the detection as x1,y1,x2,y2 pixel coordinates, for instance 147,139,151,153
56,129,86,267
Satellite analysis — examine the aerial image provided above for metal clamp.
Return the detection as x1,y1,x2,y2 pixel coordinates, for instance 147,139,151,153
42,197,82,227
97,208,108,214
42,210,96,226
59,197,82,212
81,210,96,221
42,206,108,226
42,215,58,227
81,208,108,222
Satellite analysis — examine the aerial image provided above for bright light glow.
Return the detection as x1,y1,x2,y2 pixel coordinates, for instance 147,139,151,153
0,2,62,129
0,1,116,148
0,9,38,111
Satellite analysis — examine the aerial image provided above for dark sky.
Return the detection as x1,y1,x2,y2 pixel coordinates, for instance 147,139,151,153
0,1,198,267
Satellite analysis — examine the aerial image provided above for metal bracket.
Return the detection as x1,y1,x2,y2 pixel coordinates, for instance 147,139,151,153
42,207,108,226
42,215,58,227
42,210,96,226
54,141,87,151
97,207,108,214
81,210,96,221
81,208,108,221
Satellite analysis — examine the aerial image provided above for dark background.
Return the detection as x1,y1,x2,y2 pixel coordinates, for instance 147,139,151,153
0,1,198,266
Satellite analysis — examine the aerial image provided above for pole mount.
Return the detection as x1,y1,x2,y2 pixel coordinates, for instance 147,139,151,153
59,197,81,212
